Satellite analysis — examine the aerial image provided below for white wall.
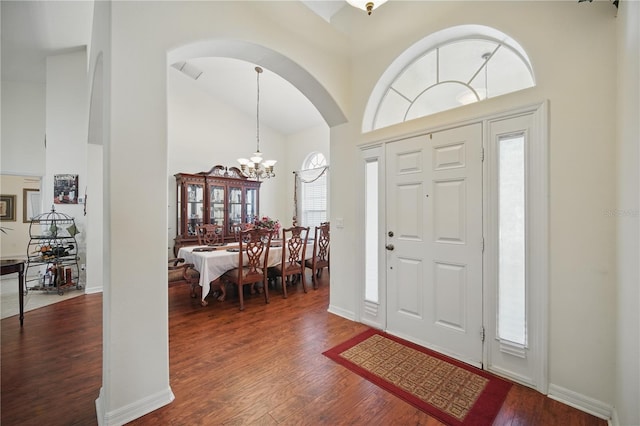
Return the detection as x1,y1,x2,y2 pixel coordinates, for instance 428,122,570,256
167,68,290,253
615,1,640,425
1,81,46,175
45,50,89,287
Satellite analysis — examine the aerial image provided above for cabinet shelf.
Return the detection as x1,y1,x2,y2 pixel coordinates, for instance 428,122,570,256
174,165,260,255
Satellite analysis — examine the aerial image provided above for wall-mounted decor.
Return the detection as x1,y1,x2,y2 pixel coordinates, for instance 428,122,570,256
53,174,79,204
0,195,17,221
23,188,41,222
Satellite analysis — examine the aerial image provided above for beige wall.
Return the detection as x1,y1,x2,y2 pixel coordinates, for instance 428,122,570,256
0,175,41,259
615,1,640,424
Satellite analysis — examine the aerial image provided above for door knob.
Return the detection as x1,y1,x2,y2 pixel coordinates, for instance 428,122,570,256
385,244,395,251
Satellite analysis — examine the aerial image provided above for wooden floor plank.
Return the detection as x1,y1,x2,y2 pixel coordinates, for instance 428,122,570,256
1,272,608,425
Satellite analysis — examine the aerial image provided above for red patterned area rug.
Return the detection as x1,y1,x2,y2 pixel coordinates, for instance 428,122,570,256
323,328,512,426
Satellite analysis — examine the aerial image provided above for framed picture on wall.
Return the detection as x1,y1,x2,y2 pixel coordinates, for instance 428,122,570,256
23,188,41,222
0,195,16,221
53,174,79,204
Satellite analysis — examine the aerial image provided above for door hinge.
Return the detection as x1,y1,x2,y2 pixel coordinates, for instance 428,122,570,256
480,326,485,342
481,147,485,162
481,237,485,253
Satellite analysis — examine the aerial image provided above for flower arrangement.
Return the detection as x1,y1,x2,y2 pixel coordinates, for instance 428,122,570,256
253,216,281,236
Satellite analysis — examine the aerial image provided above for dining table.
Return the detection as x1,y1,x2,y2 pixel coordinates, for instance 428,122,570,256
177,239,314,305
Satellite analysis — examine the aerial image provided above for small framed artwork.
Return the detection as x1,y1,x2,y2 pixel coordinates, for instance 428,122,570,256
23,188,41,222
0,195,16,221
53,174,79,204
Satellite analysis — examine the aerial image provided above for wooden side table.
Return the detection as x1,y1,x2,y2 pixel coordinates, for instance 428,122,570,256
1,259,26,326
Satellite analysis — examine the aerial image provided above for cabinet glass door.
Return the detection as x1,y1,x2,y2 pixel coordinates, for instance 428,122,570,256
245,188,258,225
209,185,225,226
186,183,204,236
228,187,242,235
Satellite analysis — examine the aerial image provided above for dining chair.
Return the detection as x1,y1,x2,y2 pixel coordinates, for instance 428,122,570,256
221,228,272,311
232,223,252,242
305,222,330,289
269,226,310,298
196,224,222,245
168,258,200,299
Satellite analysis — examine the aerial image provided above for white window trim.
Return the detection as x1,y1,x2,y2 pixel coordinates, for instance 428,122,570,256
483,101,549,393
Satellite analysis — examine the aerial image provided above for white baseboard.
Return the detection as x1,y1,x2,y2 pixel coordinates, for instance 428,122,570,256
609,407,619,426
327,304,356,321
84,284,103,294
547,383,612,421
96,386,175,426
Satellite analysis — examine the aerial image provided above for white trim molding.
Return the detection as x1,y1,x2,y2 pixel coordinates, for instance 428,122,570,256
327,304,357,321
96,386,175,426
548,383,613,422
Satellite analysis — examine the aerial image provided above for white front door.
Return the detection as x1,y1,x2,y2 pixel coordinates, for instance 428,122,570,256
385,123,483,366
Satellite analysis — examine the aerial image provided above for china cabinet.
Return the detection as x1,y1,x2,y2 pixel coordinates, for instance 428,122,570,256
174,165,261,254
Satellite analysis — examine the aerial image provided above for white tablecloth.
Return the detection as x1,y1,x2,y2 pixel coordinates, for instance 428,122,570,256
178,241,314,302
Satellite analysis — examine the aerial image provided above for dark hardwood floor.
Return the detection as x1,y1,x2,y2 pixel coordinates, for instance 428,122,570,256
1,272,607,425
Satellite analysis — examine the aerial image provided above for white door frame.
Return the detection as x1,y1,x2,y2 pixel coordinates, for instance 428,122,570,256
359,101,548,392
483,102,549,393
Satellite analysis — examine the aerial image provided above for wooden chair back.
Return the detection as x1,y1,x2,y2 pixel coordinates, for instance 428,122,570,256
168,258,200,299
306,222,330,289
272,226,310,298
238,228,272,282
282,226,309,267
232,223,253,242
220,228,272,310
196,224,222,245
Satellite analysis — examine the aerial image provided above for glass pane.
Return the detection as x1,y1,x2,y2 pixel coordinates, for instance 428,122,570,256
406,81,468,120
228,187,242,234
210,185,225,226
483,47,535,98
301,174,327,228
186,184,204,236
375,89,410,130
392,50,437,100
365,160,378,303
176,184,182,236
439,39,498,84
498,134,526,345
245,188,258,224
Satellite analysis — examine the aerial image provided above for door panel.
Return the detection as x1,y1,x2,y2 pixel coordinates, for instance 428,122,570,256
386,124,483,367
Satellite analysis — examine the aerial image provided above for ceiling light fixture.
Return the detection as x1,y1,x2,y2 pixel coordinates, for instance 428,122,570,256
237,66,276,180
345,0,388,15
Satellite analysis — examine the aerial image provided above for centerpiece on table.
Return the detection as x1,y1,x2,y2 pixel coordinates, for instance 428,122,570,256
253,216,281,238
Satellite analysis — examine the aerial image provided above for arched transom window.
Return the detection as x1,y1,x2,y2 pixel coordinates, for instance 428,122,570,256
367,25,535,131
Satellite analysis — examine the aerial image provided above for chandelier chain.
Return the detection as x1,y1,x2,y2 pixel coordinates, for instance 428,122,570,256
256,66,260,153
236,65,274,180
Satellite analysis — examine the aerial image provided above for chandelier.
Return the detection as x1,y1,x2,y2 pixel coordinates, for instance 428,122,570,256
237,66,276,180
345,0,388,15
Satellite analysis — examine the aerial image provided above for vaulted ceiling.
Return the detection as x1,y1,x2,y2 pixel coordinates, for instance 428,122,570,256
1,1,343,135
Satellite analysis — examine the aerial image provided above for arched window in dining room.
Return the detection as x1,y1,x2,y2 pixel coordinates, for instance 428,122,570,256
295,152,328,228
